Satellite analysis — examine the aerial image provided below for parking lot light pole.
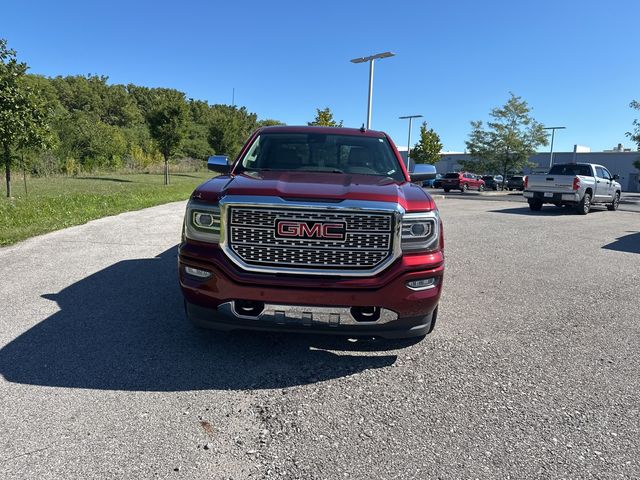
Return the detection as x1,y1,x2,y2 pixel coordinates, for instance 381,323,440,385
350,52,395,129
543,126,566,169
399,114,423,168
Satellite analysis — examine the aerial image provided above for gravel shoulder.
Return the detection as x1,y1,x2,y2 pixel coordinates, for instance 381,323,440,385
1,199,638,479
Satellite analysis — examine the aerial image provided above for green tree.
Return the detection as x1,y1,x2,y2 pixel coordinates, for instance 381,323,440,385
0,39,51,197
146,89,188,185
411,122,442,165
257,119,285,127
464,93,548,182
208,105,258,160
627,100,640,150
308,107,342,127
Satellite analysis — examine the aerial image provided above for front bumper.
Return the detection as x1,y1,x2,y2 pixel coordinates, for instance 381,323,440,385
178,242,444,338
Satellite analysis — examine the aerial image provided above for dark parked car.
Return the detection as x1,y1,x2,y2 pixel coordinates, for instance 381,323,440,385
422,173,442,188
507,175,525,191
481,175,505,191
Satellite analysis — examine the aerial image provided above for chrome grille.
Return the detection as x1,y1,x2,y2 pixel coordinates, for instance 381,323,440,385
227,207,394,271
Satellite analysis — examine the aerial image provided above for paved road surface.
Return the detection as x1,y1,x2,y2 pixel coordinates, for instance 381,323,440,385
425,189,640,213
1,199,638,479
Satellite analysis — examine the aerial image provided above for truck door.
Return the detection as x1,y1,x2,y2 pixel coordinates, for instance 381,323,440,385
600,167,615,199
594,167,611,201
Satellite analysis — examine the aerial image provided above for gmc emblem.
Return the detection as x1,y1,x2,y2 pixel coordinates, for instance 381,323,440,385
275,220,346,241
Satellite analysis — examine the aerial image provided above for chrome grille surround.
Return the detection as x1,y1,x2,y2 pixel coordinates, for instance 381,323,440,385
218,195,404,277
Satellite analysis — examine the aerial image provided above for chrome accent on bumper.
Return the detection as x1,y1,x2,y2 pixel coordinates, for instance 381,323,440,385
219,301,399,326
218,195,405,277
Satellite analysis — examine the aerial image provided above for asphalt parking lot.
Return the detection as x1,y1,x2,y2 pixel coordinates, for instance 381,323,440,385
1,198,639,479
426,189,640,213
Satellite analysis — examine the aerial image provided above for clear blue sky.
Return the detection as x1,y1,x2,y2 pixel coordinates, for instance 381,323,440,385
3,0,638,152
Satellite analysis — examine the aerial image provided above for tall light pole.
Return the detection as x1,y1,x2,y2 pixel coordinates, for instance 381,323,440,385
350,51,395,129
543,126,566,169
399,114,423,168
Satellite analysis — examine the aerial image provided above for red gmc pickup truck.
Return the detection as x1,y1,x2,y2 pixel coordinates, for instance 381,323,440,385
178,126,444,340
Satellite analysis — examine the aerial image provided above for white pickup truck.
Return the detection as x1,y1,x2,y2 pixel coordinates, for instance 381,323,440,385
523,163,621,214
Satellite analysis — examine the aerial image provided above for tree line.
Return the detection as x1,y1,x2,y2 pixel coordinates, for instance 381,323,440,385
3,37,640,197
0,38,282,195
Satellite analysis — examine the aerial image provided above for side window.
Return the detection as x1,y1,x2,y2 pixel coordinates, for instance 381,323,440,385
601,167,611,180
595,167,606,179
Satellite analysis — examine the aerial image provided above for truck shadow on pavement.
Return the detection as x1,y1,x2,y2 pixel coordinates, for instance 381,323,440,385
489,206,608,216
602,231,640,254
0,247,397,392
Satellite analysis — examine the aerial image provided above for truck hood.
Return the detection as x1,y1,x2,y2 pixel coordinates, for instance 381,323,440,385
192,171,435,211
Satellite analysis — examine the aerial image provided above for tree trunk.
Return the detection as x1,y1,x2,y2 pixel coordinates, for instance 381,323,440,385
163,153,169,186
3,143,11,198
22,152,28,197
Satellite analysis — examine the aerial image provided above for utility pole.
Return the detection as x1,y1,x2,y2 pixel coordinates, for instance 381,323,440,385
543,126,566,169
350,52,395,129
399,114,423,168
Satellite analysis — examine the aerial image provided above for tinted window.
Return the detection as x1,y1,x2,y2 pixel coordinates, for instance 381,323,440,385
239,133,404,181
548,164,592,176
444,173,460,179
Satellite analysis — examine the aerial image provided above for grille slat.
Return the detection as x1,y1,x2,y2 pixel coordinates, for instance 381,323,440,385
227,207,393,271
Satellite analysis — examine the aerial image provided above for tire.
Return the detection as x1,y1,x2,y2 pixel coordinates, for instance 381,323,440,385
461,184,469,192
607,192,620,211
443,187,450,193
478,184,485,192
492,186,498,191
576,192,592,215
528,199,543,211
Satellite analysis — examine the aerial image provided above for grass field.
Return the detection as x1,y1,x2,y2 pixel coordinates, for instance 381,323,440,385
0,171,213,246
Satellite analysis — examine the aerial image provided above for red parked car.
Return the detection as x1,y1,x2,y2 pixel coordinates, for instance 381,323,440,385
441,172,485,192
178,126,444,340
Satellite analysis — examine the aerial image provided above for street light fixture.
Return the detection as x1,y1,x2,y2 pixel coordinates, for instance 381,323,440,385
399,114,423,168
543,126,566,169
350,51,395,129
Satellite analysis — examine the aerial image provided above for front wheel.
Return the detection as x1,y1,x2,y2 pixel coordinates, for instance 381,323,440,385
528,199,543,211
478,184,485,192
576,193,592,215
461,184,469,192
607,192,620,211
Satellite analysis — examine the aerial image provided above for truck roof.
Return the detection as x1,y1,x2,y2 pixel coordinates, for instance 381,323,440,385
257,125,387,138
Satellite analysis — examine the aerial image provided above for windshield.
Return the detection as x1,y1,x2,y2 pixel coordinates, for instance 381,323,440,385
444,173,460,179
238,132,405,181
548,164,592,176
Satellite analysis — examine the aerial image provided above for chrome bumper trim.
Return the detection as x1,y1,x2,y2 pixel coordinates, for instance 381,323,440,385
218,302,399,326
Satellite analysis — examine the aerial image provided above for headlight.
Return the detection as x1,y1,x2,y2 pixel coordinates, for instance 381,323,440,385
401,211,439,252
184,200,221,243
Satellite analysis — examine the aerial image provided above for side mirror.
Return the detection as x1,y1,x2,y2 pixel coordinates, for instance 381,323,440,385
612,174,620,181
207,155,230,174
409,164,437,182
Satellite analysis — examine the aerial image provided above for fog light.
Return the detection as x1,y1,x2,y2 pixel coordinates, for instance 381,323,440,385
185,266,212,279
406,277,437,290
